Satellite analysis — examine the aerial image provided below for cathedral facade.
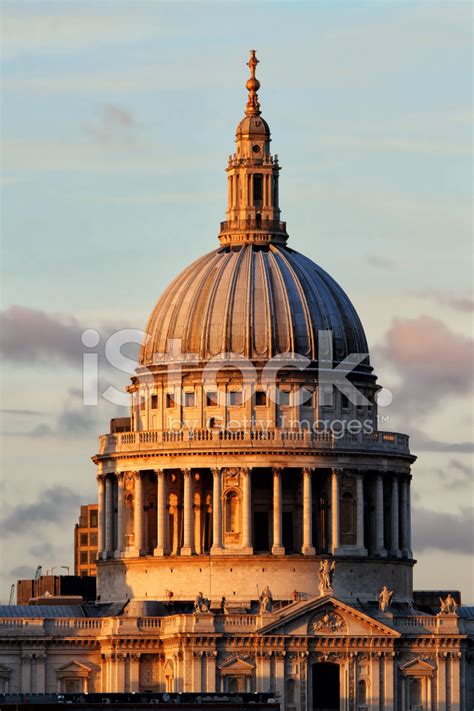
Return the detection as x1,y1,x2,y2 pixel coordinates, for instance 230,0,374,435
0,52,472,710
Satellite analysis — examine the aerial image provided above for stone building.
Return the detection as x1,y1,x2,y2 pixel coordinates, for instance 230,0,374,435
0,52,472,710
74,504,99,577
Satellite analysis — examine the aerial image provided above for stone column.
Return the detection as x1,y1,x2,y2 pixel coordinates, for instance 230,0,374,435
400,476,409,557
450,653,461,711
302,468,316,555
355,473,367,554
210,468,223,554
36,653,46,693
115,473,125,558
154,469,168,556
389,474,401,557
437,653,447,711
129,653,140,692
384,653,395,710
133,471,145,556
374,473,387,556
272,467,285,555
97,474,106,559
181,469,194,556
331,468,340,554
105,475,114,557
241,467,253,553
21,654,32,693
406,476,413,557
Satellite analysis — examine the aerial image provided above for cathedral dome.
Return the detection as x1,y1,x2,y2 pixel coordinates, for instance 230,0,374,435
139,243,370,370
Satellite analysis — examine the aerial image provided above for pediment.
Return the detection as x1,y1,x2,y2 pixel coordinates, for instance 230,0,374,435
218,656,255,672
260,596,400,638
400,658,436,676
56,660,92,675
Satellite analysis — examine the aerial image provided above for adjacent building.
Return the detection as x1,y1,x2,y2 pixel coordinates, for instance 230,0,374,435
74,504,98,577
0,52,472,709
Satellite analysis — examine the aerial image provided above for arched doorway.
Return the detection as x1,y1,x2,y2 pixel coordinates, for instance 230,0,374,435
312,663,340,711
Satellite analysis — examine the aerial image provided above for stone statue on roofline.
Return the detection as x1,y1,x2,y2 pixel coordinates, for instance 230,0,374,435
259,586,273,613
194,591,210,613
318,559,336,596
439,593,458,614
378,585,394,612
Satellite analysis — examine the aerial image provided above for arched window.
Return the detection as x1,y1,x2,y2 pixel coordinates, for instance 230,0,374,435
340,491,356,545
125,493,134,547
225,491,240,533
358,679,367,706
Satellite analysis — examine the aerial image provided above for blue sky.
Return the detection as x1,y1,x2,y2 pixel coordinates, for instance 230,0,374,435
1,1,473,601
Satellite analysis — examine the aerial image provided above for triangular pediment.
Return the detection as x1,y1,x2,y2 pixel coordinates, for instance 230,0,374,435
218,656,255,672
260,596,400,638
56,660,92,674
400,658,436,675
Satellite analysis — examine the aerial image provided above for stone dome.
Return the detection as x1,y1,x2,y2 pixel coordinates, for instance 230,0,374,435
139,243,370,370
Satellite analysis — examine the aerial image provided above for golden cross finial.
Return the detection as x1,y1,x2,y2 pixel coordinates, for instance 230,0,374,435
245,49,261,117
247,49,259,79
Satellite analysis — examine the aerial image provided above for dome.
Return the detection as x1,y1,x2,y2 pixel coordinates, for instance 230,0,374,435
236,114,270,139
139,243,370,370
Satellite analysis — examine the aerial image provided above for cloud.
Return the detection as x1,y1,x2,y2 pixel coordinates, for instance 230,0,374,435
29,405,99,438
0,408,45,416
8,565,35,581
0,486,83,537
366,255,398,270
84,105,139,144
0,305,82,365
412,506,473,555
0,304,131,368
29,541,57,558
412,433,474,454
414,291,474,313
375,316,474,421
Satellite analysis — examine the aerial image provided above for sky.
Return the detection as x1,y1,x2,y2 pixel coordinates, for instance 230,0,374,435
0,0,473,603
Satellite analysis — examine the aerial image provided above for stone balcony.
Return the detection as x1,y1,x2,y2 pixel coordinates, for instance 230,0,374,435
97,428,410,458
0,612,461,638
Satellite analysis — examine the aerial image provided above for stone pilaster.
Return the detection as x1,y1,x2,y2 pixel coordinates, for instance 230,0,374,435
272,467,285,555
389,474,401,557
97,474,106,559
105,475,114,557
302,467,316,555
181,469,195,556
154,469,169,556
241,467,253,553
210,468,223,554
331,468,341,555
115,473,125,558
132,471,145,556
374,473,387,556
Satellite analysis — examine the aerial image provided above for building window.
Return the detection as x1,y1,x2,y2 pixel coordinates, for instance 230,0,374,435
80,533,88,546
279,390,290,407
89,551,96,564
166,393,175,408
340,491,356,545
151,394,158,410
255,391,267,407
184,391,196,407
341,393,350,410
358,679,367,706
80,551,88,564
206,391,218,406
229,391,243,407
225,491,240,533
253,173,263,202
90,532,98,547
89,510,98,528
300,388,313,406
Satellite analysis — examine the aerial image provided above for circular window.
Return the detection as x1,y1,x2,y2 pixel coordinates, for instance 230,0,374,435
252,144,261,153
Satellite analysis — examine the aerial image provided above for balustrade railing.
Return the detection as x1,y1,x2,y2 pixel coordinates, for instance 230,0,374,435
98,428,410,456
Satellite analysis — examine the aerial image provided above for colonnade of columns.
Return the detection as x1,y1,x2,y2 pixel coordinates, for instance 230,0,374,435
97,468,412,560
